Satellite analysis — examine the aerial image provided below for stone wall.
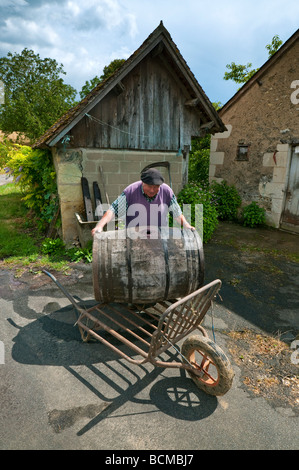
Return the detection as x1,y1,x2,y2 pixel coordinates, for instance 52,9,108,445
259,143,290,227
209,38,299,228
53,148,183,244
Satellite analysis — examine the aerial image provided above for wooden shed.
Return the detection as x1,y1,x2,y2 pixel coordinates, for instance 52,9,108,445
34,21,225,244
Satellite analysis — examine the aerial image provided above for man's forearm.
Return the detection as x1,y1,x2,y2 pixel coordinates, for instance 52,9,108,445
91,209,114,235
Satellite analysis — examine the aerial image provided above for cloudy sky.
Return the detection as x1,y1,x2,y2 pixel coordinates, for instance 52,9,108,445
0,0,298,105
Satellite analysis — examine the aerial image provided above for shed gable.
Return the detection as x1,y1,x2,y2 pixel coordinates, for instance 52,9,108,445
33,21,225,150
70,53,203,151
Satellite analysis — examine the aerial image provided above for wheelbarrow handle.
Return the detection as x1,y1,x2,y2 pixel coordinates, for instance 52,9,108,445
42,270,83,314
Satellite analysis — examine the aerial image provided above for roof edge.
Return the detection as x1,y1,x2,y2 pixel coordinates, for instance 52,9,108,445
219,28,299,115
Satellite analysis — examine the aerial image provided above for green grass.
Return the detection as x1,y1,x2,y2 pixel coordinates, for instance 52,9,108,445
0,184,68,271
0,183,92,273
0,183,41,258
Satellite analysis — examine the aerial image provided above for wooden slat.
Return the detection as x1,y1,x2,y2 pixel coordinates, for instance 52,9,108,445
81,177,93,221
93,181,103,220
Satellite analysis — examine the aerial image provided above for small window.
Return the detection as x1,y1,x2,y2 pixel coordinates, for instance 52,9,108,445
236,144,249,161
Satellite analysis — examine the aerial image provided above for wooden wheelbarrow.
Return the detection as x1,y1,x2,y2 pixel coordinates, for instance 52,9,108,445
43,271,234,396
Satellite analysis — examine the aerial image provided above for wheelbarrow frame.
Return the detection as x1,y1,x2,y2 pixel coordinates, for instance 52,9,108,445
43,270,221,375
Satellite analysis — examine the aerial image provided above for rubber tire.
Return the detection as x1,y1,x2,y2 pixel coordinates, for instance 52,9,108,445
181,335,234,396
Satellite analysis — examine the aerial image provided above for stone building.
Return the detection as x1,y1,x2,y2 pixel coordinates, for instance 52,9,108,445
33,22,225,244
210,28,299,233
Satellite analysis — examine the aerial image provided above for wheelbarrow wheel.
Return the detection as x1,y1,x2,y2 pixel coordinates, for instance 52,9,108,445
181,335,234,396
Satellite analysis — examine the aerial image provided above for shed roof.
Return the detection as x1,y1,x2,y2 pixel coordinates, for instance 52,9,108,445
219,28,299,115
33,21,225,149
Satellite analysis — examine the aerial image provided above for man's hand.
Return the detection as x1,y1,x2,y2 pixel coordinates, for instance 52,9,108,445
91,226,103,236
183,222,195,231
176,214,195,231
91,209,114,236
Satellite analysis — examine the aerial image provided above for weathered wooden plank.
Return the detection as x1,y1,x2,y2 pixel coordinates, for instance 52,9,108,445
144,58,154,148
71,53,202,151
185,98,200,107
113,81,125,96
81,177,93,221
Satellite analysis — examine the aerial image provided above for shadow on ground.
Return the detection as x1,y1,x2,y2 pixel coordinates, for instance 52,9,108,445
204,222,299,340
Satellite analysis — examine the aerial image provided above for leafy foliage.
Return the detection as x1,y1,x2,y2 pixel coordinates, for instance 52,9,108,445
100,59,126,82
0,183,41,258
224,35,283,86
177,182,218,242
210,180,242,220
266,35,283,57
0,135,14,169
79,76,101,100
41,237,65,257
0,48,77,142
79,59,125,99
188,102,221,184
67,242,93,263
188,134,211,184
224,62,258,84
242,202,266,227
4,144,58,230
42,237,93,263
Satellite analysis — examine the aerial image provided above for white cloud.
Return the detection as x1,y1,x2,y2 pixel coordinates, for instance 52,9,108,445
66,0,81,17
0,0,298,102
1,0,27,7
1,17,59,48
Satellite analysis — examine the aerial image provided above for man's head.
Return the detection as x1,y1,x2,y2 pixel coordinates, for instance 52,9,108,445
140,168,164,198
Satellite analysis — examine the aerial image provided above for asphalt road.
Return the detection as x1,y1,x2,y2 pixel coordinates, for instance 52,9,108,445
0,223,298,451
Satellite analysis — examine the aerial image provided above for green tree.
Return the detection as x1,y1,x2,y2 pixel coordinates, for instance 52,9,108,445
79,76,101,100
5,144,58,230
0,48,77,142
188,102,222,184
223,62,258,84
79,58,125,99
266,34,283,57
224,35,283,85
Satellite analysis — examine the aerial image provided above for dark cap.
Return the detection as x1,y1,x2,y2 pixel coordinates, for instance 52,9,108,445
140,168,164,185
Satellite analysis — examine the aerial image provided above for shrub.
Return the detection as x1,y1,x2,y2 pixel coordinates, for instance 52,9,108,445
0,137,14,170
67,242,93,263
177,182,218,242
42,237,65,257
210,180,242,220
188,135,211,184
5,144,58,231
42,237,93,263
242,202,266,227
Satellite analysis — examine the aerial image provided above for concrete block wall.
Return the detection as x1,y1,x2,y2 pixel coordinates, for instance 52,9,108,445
53,148,183,244
83,149,182,203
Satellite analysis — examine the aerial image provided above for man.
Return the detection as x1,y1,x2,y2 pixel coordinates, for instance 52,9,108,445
91,168,193,235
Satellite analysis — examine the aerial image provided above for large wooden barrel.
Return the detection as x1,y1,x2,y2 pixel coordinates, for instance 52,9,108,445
92,226,204,304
